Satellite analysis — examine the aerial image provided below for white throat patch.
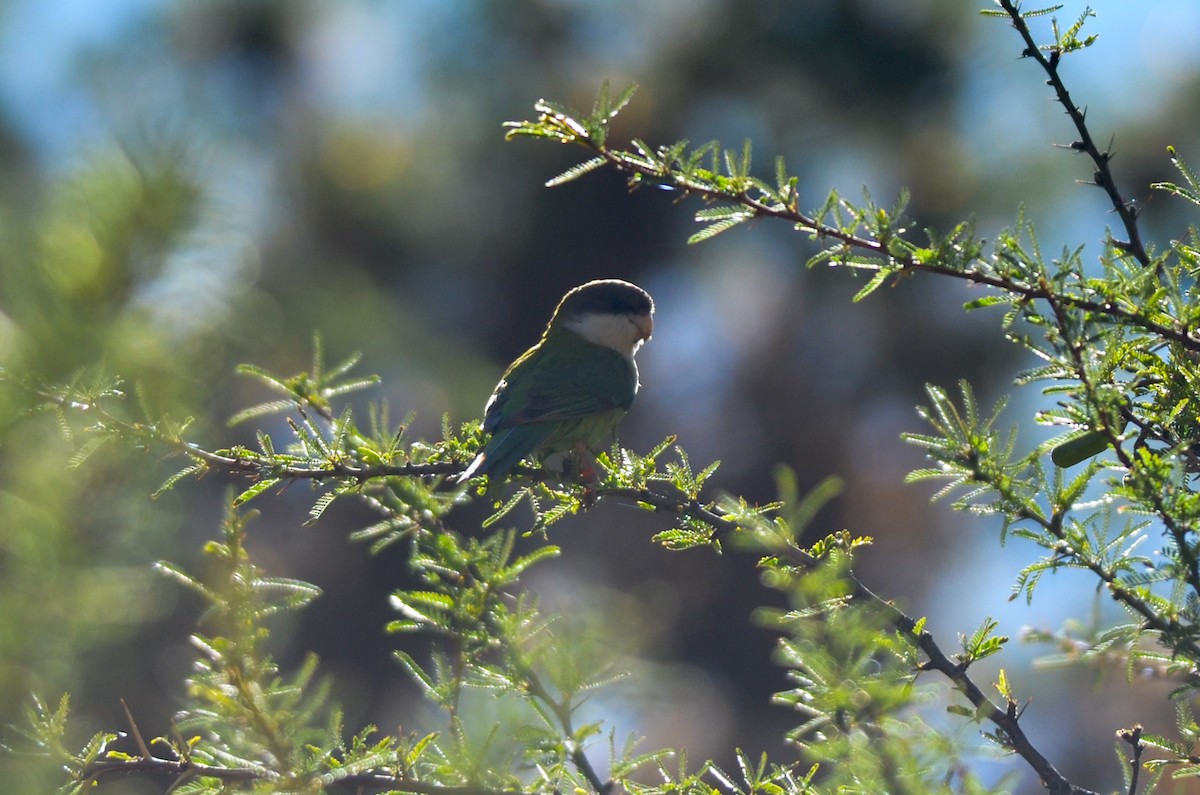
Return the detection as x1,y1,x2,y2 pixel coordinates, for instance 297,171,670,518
565,312,645,358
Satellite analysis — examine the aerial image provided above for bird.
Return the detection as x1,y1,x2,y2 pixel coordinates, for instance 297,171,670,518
457,278,654,484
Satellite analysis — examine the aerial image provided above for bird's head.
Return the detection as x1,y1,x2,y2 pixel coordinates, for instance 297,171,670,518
551,279,655,356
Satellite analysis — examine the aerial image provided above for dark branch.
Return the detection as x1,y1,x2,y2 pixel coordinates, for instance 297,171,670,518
597,484,1093,793
997,0,1150,266
1043,297,1200,619
101,415,1098,795
79,755,534,795
1119,725,1144,795
522,669,611,795
555,138,1194,353
820,558,1095,793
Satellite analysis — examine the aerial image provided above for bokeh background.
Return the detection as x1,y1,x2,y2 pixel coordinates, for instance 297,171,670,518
3,2,1200,792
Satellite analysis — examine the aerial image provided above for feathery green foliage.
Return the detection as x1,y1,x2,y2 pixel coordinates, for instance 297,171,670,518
13,3,1200,793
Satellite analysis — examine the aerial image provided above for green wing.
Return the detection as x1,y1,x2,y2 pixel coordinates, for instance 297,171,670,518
484,330,637,432
465,330,638,481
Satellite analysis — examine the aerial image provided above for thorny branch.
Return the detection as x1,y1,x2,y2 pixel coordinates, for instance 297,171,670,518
38,365,1095,794
997,0,1149,266
170,435,1103,794
79,754,535,795
567,140,1191,351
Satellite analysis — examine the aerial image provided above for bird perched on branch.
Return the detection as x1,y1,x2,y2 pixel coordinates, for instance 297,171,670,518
458,279,654,484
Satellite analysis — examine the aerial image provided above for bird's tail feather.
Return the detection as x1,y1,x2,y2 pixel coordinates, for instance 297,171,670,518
457,424,554,484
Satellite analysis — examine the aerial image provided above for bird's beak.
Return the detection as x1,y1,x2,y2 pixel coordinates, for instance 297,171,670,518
636,313,654,343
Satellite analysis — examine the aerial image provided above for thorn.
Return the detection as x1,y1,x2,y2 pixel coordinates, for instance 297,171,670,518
166,769,198,795
1021,47,1036,59
120,698,152,760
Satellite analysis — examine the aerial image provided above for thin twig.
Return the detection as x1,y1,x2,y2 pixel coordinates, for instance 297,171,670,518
849,575,1097,795
1119,725,1144,795
1044,295,1200,616
593,483,1093,793
997,0,1149,266
523,669,611,795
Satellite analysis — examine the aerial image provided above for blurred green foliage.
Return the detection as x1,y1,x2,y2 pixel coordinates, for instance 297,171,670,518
0,143,221,792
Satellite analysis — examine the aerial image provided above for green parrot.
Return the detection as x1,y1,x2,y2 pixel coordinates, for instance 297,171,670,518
458,279,655,484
